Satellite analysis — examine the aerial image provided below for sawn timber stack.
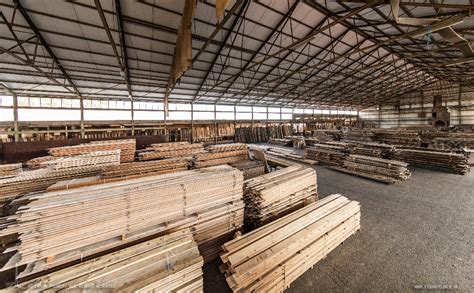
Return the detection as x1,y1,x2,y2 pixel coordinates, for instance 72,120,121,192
0,165,244,279
16,230,204,292
220,194,361,292
243,165,318,230
193,143,248,168
138,142,204,161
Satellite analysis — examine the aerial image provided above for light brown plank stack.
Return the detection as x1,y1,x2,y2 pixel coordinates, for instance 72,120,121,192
264,146,318,165
26,156,56,169
49,139,136,162
305,143,348,166
16,229,203,292
229,160,266,180
138,141,204,161
393,148,470,175
330,154,411,184
193,143,248,168
243,165,318,230
39,150,120,170
267,138,292,146
0,165,243,278
0,163,22,178
220,194,360,292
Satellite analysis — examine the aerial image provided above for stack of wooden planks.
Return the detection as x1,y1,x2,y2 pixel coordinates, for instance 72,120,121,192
0,163,22,178
193,143,248,168
16,230,204,292
235,126,292,143
243,165,318,230
229,160,266,180
138,141,204,161
330,155,411,184
26,156,56,169
39,150,120,170
305,143,348,166
342,129,374,142
220,194,360,292
49,139,136,163
268,138,292,146
344,141,399,159
0,165,243,278
393,148,470,175
372,129,420,147
265,146,318,165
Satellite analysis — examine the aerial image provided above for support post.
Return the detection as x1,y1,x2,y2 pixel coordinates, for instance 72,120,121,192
458,85,462,125
130,97,135,136
191,102,194,143
12,93,19,142
80,97,85,138
214,104,217,144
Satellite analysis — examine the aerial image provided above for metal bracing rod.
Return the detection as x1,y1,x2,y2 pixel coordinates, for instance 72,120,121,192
339,0,474,10
212,0,301,104
192,0,250,103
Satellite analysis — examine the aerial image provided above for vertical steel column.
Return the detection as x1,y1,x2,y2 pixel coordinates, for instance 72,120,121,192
12,93,19,142
458,85,462,125
191,102,194,143
80,97,85,138
214,104,217,144
131,97,135,136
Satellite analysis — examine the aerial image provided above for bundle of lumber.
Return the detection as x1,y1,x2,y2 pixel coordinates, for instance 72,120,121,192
0,167,103,209
193,143,248,168
235,126,292,143
0,163,22,178
393,148,470,175
16,230,204,292
330,155,411,184
138,141,204,161
49,139,136,162
229,160,266,180
305,143,348,166
422,131,474,150
25,156,55,169
372,129,420,147
243,165,318,230
220,194,360,292
0,165,243,278
265,146,318,165
39,150,120,170
342,129,374,142
344,141,399,159
268,138,292,146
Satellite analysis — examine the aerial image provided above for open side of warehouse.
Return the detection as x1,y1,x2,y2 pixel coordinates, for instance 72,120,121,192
0,0,473,292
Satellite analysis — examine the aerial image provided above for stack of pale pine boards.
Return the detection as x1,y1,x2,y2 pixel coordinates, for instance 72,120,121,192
0,138,362,292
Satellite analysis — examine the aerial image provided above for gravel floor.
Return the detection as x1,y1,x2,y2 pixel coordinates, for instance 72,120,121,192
204,165,474,292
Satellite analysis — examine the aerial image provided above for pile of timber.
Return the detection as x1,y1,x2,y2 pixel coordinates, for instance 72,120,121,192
220,194,360,292
265,146,318,165
229,160,266,180
268,138,292,147
422,131,474,150
393,148,470,175
344,141,399,159
289,136,306,149
193,143,248,168
235,126,292,143
342,129,374,142
0,163,22,178
305,143,348,166
16,230,203,292
372,129,420,147
0,165,243,279
39,150,120,170
48,139,136,163
330,155,411,184
243,165,318,230
26,156,56,169
138,141,204,161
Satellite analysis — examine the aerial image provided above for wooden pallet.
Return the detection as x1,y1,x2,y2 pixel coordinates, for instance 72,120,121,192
220,194,360,292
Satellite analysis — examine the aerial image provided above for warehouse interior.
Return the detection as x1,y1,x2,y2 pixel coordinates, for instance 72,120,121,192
0,0,473,292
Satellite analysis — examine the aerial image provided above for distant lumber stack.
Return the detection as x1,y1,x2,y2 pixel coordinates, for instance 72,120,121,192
220,194,360,292
393,148,470,175
243,165,318,230
39,150,121,170
17,230,204,292
49,139,136,162
0,165,244,278
0,163,22,178
229,160,266,180
138,141,204,161
330,155,411,184
193,143,248,168
305,143,347,166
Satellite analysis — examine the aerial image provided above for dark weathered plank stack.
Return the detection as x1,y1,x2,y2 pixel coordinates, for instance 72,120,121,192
268,138,292,146
39,150,121,170
243,165,318,230
229,160,266,180
193,143,248,168
344,141,399,159
16,230,204,292
220,194,360,292
26,156,56,169
49,139,136,163
330,155,411,184
372,129,421,147
342,129,374,142
0,163,22,178
393,148,470,175
138,141,204,161
235,126,292,143
0,165,244,278
305,143,348,166
264,146,318,165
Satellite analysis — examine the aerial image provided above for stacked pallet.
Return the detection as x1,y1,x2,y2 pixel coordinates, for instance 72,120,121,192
229,160,266,180
0,165,243,278
39,150,120,170
243,165,318,230
0,163,22,178
193,143,248,168
330,155,411,184
220,194,360,292
138,141,204,161
393,148,470,175
16,230,204,292
305,143,348,166
49,139,136,163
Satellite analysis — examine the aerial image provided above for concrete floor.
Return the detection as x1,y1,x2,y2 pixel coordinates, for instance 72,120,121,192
204,165,474,292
